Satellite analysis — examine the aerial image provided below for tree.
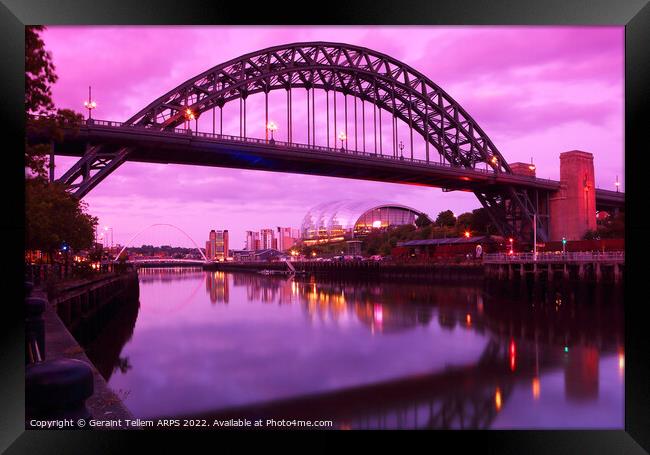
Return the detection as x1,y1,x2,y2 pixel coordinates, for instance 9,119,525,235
25,179,97,260
584,211,624,239
435,210,456,227
471,207,497,235
456,212,474,229
415,213,432,228
27,109,85,179
26,25,59,179
26,26,57,115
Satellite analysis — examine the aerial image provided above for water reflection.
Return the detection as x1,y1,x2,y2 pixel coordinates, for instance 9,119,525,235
97,268,623,429
206,271,229,304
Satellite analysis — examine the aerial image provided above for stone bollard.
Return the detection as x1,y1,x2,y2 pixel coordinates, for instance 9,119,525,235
26,358,94,424
26,297,47,364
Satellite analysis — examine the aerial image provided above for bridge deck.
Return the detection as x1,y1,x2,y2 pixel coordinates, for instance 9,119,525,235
43,119,568,192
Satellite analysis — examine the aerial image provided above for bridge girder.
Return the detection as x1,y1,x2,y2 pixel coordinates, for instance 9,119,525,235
127,42,509,172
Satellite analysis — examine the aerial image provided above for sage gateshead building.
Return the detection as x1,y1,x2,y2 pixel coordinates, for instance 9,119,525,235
301,199,431,245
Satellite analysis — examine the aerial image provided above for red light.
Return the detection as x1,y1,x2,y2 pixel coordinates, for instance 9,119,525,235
509,339,516,372
464,231,470,238
509,238,513,243
374,304,383,324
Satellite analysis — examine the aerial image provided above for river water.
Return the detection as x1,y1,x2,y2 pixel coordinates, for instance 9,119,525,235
85,267,624,429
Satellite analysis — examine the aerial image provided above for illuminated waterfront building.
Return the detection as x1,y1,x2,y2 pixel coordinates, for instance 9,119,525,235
245,230,260,251
260,228,275,250
301,199,430,244
276,226,297,252
214,230,229,261
208,230,217,260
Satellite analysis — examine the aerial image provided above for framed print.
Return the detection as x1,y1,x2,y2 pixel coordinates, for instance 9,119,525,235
2,0,648,452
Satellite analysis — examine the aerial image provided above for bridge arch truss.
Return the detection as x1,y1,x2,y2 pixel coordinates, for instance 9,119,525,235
59,42,549,241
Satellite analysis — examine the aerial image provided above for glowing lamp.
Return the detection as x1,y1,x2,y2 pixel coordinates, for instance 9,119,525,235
495,388,502,411
532,377,540,399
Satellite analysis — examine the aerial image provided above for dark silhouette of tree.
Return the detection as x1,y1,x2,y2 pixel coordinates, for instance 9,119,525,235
26,25,57,115
584,211,624,239
471,207,497,235
25,179,97,260
415,213,432,228
25,25,59,178
435,210,456,227
456,212,474,229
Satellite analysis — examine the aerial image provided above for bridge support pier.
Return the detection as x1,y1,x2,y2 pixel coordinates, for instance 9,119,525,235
520,263,525,278
547,263,553,280
548,151,597,241
578,263,585,280
508,264,513,279
595,263,602,283
563,264,569,280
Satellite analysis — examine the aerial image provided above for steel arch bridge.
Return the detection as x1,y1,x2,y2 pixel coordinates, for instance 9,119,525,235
114,223,208,262
41,41,616,242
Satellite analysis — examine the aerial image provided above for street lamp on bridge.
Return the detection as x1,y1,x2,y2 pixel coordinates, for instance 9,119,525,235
615,175,620,192
338,131,346,151
267,121,278,143
184,108,196,131
399,140,404,160
490,155,499,171
83,86,96,121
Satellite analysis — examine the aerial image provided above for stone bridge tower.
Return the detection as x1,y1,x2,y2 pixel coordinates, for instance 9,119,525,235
549,151,597,241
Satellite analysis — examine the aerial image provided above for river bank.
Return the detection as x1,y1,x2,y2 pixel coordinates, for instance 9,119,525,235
28,271,139,427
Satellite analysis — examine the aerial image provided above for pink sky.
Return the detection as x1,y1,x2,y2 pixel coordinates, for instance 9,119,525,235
41,26,624,249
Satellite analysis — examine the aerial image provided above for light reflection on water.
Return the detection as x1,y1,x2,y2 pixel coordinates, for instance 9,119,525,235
94,267,623,429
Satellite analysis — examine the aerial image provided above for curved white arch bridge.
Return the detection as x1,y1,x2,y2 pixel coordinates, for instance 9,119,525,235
114,223,208,262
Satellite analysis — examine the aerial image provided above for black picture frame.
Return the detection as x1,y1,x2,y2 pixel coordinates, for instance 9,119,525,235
1,0,648,452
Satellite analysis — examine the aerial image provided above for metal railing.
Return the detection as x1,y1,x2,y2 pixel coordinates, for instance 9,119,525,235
483,251,625,263
32,115,561,185
25,261,125,285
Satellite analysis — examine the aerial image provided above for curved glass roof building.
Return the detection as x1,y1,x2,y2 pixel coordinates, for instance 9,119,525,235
301,199,430,240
